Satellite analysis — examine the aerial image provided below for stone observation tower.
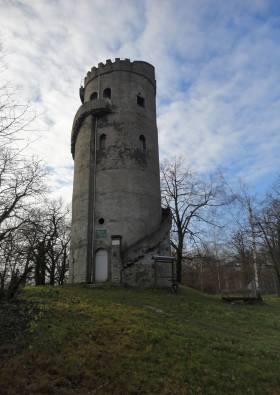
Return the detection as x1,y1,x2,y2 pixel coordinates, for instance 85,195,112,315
70,58,172,286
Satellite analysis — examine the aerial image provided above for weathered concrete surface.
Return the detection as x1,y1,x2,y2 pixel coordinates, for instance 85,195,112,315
122,208,172,287
70,58,171,286
71,99,112,158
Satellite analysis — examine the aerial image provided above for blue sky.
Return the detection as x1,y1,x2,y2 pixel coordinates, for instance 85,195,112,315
0,0,279,201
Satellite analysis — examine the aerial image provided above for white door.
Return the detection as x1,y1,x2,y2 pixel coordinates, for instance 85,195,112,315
95,249,108,282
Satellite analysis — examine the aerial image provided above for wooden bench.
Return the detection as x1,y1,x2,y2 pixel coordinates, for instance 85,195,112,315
222,295,263,304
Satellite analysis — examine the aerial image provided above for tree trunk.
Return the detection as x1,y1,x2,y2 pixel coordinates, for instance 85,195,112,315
273,265,280,296
34,242,46,285
176,237,184,283
49,261,56,285
176,251,182,283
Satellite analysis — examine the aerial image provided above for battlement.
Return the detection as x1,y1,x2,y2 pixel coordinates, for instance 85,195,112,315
84,58,155,89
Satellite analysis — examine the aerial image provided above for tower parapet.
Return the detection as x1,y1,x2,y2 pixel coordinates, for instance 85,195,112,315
84,58,156,92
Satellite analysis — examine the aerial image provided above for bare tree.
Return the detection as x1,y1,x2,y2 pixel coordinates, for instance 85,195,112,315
257,190,280,295
0,150,46,239
236,188,262,298
0,45,46,298
0,219,36,298
44,200,71,285
27,200,71,286
161,158,229,282
230,229,253,289
0,155,46,298
0,50,71,296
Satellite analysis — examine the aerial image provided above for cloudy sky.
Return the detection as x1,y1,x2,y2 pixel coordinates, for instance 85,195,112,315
1,0,279,202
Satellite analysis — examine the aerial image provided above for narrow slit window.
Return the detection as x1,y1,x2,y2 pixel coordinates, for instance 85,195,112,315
137,95,145,107
139,135,146,152
100,134,106,150
103,88,111,99
90,91,98,100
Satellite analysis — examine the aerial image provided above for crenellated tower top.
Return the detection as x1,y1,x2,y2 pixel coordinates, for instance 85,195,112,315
83,58,156,91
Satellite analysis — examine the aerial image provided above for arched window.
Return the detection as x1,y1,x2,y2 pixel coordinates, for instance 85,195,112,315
137,94,145,107
103,88,111,99
100,134,106,150
139,135,146,152
90,91,98,100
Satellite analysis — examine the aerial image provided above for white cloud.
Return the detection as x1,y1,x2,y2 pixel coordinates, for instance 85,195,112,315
0,0,279,203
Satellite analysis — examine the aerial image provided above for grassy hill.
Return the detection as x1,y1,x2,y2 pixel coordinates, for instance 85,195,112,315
0,285,280,394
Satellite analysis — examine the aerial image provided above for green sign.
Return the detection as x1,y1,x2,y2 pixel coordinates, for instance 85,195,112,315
96,229,107,239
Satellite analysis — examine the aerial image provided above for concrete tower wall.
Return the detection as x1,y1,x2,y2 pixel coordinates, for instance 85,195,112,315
70,59,171,285
71,116,92,282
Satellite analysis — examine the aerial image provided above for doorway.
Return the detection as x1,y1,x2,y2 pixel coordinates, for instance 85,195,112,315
95,249,108,282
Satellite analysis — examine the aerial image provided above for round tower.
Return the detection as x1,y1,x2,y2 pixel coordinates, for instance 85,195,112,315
70,58,171,285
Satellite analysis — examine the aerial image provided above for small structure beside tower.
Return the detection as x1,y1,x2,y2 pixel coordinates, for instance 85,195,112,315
70,58,172,287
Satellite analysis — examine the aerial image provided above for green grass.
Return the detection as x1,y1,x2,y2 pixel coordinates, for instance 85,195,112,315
1,285,280,394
